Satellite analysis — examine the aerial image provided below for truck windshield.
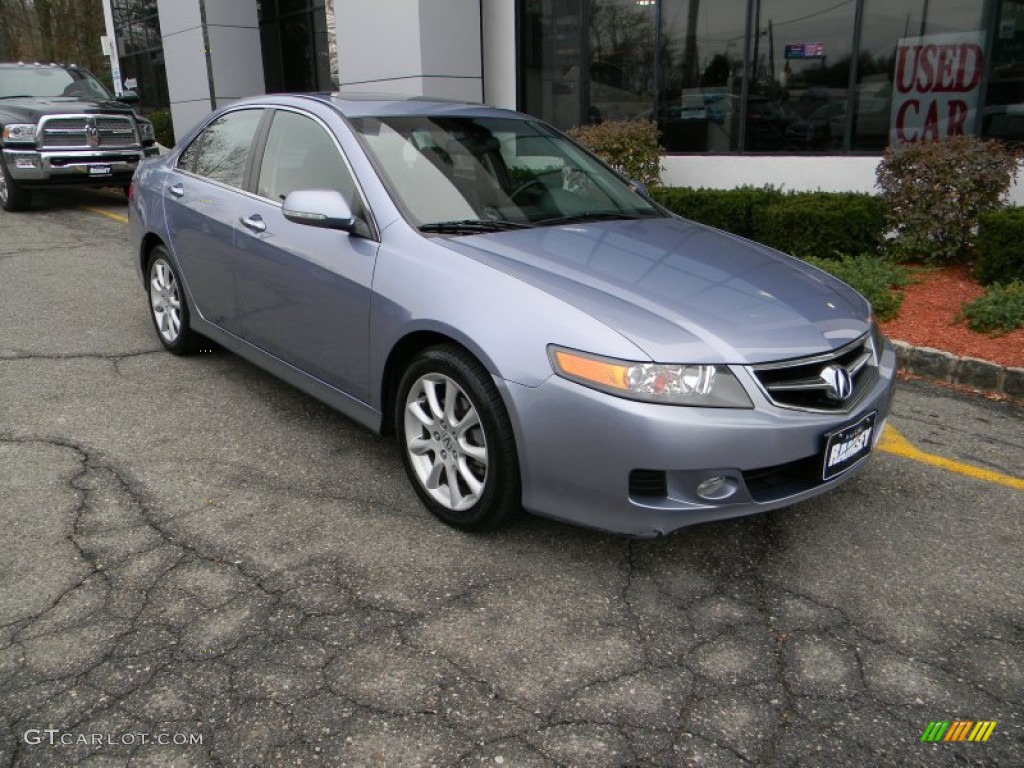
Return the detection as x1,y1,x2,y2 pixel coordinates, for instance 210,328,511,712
0,66,112,100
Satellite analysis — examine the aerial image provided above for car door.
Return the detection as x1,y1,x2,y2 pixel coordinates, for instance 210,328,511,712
162,107,264,329
232,107,379,401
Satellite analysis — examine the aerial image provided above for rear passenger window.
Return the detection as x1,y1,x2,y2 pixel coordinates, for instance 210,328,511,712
180,109,263,188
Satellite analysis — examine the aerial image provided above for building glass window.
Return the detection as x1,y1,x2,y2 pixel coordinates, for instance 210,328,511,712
748,0,857,153
522,0,587,130
519,0,1018,155
258,0,333,93
984,0,1024,145
112,0,170,112
855,0,986,150
587,0,657,123
658,0,747,152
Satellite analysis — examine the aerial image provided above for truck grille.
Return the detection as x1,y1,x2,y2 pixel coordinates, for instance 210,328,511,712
748,334,877,412
39,116,138,149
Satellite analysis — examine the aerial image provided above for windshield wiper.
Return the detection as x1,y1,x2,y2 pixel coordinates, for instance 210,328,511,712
534,211,652,226
0,95,33,100
419,219,532,234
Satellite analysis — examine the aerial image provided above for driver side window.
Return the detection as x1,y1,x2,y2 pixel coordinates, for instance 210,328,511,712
256,110,371,237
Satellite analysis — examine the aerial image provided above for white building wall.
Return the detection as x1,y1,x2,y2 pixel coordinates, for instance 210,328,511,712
661,155,880,194
335,0,482,102
157,0,265,142
661,154,1024,204
482,0,517,108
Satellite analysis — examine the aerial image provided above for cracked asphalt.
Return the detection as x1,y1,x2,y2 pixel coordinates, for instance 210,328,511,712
1,189,1022,767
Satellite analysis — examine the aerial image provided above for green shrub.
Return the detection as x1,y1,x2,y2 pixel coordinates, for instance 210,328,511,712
957,280,1024,334
566,120,663,187
801,254,910,321
148,109,175,148
752,193,886,260
649,186,783,239
876,135,1019,265
975,207,1024,285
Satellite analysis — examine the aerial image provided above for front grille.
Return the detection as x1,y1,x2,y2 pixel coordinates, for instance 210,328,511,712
40,115,138,149
748,334,877,412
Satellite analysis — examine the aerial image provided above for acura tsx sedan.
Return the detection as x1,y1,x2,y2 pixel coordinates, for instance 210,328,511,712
128,92,896,537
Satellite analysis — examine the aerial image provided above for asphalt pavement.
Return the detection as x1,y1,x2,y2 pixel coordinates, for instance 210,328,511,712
0,190,1022,767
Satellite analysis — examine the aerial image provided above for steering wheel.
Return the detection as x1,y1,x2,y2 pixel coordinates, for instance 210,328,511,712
509,178,547,205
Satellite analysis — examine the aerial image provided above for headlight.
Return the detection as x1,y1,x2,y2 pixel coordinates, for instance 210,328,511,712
138,120,155,142
2,123,37,143
548,346,753,408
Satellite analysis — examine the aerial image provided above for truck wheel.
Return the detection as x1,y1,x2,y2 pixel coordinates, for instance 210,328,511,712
0,157,32,212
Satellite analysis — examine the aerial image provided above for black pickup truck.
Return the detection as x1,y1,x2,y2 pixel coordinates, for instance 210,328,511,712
0,62,158,211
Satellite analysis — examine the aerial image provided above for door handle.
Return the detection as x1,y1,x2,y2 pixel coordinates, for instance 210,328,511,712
168,183,184,198
239,214,266,233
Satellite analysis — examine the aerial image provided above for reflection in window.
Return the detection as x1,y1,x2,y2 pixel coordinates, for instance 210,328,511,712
748,0,856,153
658,0,746,152
190,110,263,188
520,0,1019,154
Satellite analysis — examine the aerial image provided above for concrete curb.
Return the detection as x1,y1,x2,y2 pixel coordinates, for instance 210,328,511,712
892,340,1024,400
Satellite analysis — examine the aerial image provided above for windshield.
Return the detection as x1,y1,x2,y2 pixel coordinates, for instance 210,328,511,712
0,66,112,100
348,115,662,230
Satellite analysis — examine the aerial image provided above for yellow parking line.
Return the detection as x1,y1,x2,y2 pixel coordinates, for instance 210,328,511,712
82,206,128,224
879,425,1024,491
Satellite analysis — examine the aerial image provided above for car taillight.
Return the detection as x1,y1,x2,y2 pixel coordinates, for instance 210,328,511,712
127,181,134,202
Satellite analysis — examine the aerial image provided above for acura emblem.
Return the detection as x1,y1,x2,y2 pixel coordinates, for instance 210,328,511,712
819,364,853,401
85,118,99,148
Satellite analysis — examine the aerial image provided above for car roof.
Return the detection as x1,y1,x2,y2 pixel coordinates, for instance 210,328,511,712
229,91,521,120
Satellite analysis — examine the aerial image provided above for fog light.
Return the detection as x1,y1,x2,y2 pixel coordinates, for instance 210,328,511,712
696,475,738,500
14,156,39,169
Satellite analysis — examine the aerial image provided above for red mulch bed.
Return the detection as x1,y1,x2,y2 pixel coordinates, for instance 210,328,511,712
880,264,1024,369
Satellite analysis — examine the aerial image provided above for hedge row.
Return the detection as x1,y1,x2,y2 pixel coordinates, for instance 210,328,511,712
975,207,1024,286
649,186,887,260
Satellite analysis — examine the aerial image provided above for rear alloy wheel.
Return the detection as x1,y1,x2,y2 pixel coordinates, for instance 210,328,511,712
397,346,521,531
0,157,32,212
147,246,198,354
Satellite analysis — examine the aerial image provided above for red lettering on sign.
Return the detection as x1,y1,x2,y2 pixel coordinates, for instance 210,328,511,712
921,100,940,141
896,99,920,142
895,45,917,94
894,42,984,94
947,100,969,135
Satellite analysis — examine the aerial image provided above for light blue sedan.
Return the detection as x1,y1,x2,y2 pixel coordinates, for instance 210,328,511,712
128,93,896,536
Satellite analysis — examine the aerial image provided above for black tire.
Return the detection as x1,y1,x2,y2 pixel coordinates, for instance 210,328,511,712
396,345,521,531
146,245,198,355
0,156,33,212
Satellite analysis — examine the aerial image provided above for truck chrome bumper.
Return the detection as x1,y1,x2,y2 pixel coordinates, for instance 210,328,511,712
2,146,159,183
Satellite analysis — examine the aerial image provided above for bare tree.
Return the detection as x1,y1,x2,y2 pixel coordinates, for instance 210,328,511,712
0,0,107,72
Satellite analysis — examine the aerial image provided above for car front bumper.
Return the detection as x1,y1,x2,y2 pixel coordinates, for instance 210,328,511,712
2,146,159,187
499,340,897,537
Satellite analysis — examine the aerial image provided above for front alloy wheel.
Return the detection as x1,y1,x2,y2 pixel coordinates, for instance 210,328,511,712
397,346,520,531
147,246,197,354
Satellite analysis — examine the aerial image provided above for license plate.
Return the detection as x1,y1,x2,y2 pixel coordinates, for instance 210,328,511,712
822,411,876,480
89,165,111,176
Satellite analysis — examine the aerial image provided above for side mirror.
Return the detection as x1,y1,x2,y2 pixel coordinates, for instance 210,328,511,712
629,180,648,196
117,90,140,104
282,189,356,231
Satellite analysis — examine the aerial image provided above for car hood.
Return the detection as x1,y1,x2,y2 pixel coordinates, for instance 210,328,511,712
442,217,870,365
0,96,135,121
